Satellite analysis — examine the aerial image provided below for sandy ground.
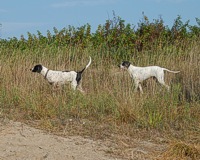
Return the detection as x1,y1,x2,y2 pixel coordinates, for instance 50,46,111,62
0,119,168,160
0,120,122,160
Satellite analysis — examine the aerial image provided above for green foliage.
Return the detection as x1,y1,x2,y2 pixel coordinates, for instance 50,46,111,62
1,13,199,56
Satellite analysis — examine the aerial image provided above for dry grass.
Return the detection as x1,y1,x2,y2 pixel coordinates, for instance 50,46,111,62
160,141,200,160
0,44,199,159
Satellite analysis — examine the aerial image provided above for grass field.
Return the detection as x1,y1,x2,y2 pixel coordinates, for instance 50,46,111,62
0,41,199,159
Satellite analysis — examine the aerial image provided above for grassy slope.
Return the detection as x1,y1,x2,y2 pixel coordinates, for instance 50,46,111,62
0,44,199,159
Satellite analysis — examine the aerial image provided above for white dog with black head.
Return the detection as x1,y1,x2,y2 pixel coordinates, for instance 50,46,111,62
118,61,180,94
31,56,91,93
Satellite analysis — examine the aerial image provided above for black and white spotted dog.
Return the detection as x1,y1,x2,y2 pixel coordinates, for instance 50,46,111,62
118,61,180,94
31,56,91,93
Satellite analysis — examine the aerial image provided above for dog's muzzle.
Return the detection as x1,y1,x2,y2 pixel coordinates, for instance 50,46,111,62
118,64,124,69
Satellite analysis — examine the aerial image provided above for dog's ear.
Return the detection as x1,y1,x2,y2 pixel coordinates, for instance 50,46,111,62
32,64,42,73
122,61,130,68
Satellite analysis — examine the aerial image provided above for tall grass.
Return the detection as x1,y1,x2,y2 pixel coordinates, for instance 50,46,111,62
0,42,199,132
0,42,199,159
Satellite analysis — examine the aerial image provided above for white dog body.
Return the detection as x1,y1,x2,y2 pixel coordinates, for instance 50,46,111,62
119,61,180,93
40,67,77,86
31,56,91,92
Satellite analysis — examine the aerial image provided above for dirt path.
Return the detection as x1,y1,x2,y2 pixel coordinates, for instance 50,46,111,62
0,120,122,160
0,119,169,160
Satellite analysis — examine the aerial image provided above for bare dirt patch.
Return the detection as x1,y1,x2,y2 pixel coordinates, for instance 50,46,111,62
0,119,169,160
0,120,122,160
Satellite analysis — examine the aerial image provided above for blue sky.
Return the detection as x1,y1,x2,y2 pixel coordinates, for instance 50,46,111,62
0,0,199,39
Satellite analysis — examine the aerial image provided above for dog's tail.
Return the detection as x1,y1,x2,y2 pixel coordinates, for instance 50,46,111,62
79,56,92,74
163,68,180,73
76,56,92,84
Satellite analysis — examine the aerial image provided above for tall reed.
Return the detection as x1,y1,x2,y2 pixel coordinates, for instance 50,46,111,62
0,43,199,133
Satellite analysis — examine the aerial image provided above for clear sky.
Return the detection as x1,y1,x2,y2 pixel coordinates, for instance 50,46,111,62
0,0,199,39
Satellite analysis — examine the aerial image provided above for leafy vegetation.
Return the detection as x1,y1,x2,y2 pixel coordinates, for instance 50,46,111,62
1,13,200,53
0,13,199,159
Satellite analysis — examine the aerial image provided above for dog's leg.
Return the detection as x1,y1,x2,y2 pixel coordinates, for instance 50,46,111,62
138,83,144,94
160,82,170,91
52,83,60,91
157,75,170,92
71,81,85,94
163,83,170,92
134,80,140,93
77,84,85,94
71,82,77,91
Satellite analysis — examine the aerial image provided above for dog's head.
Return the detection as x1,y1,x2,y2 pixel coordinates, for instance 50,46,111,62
118,61,130,69
31,64,43,73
